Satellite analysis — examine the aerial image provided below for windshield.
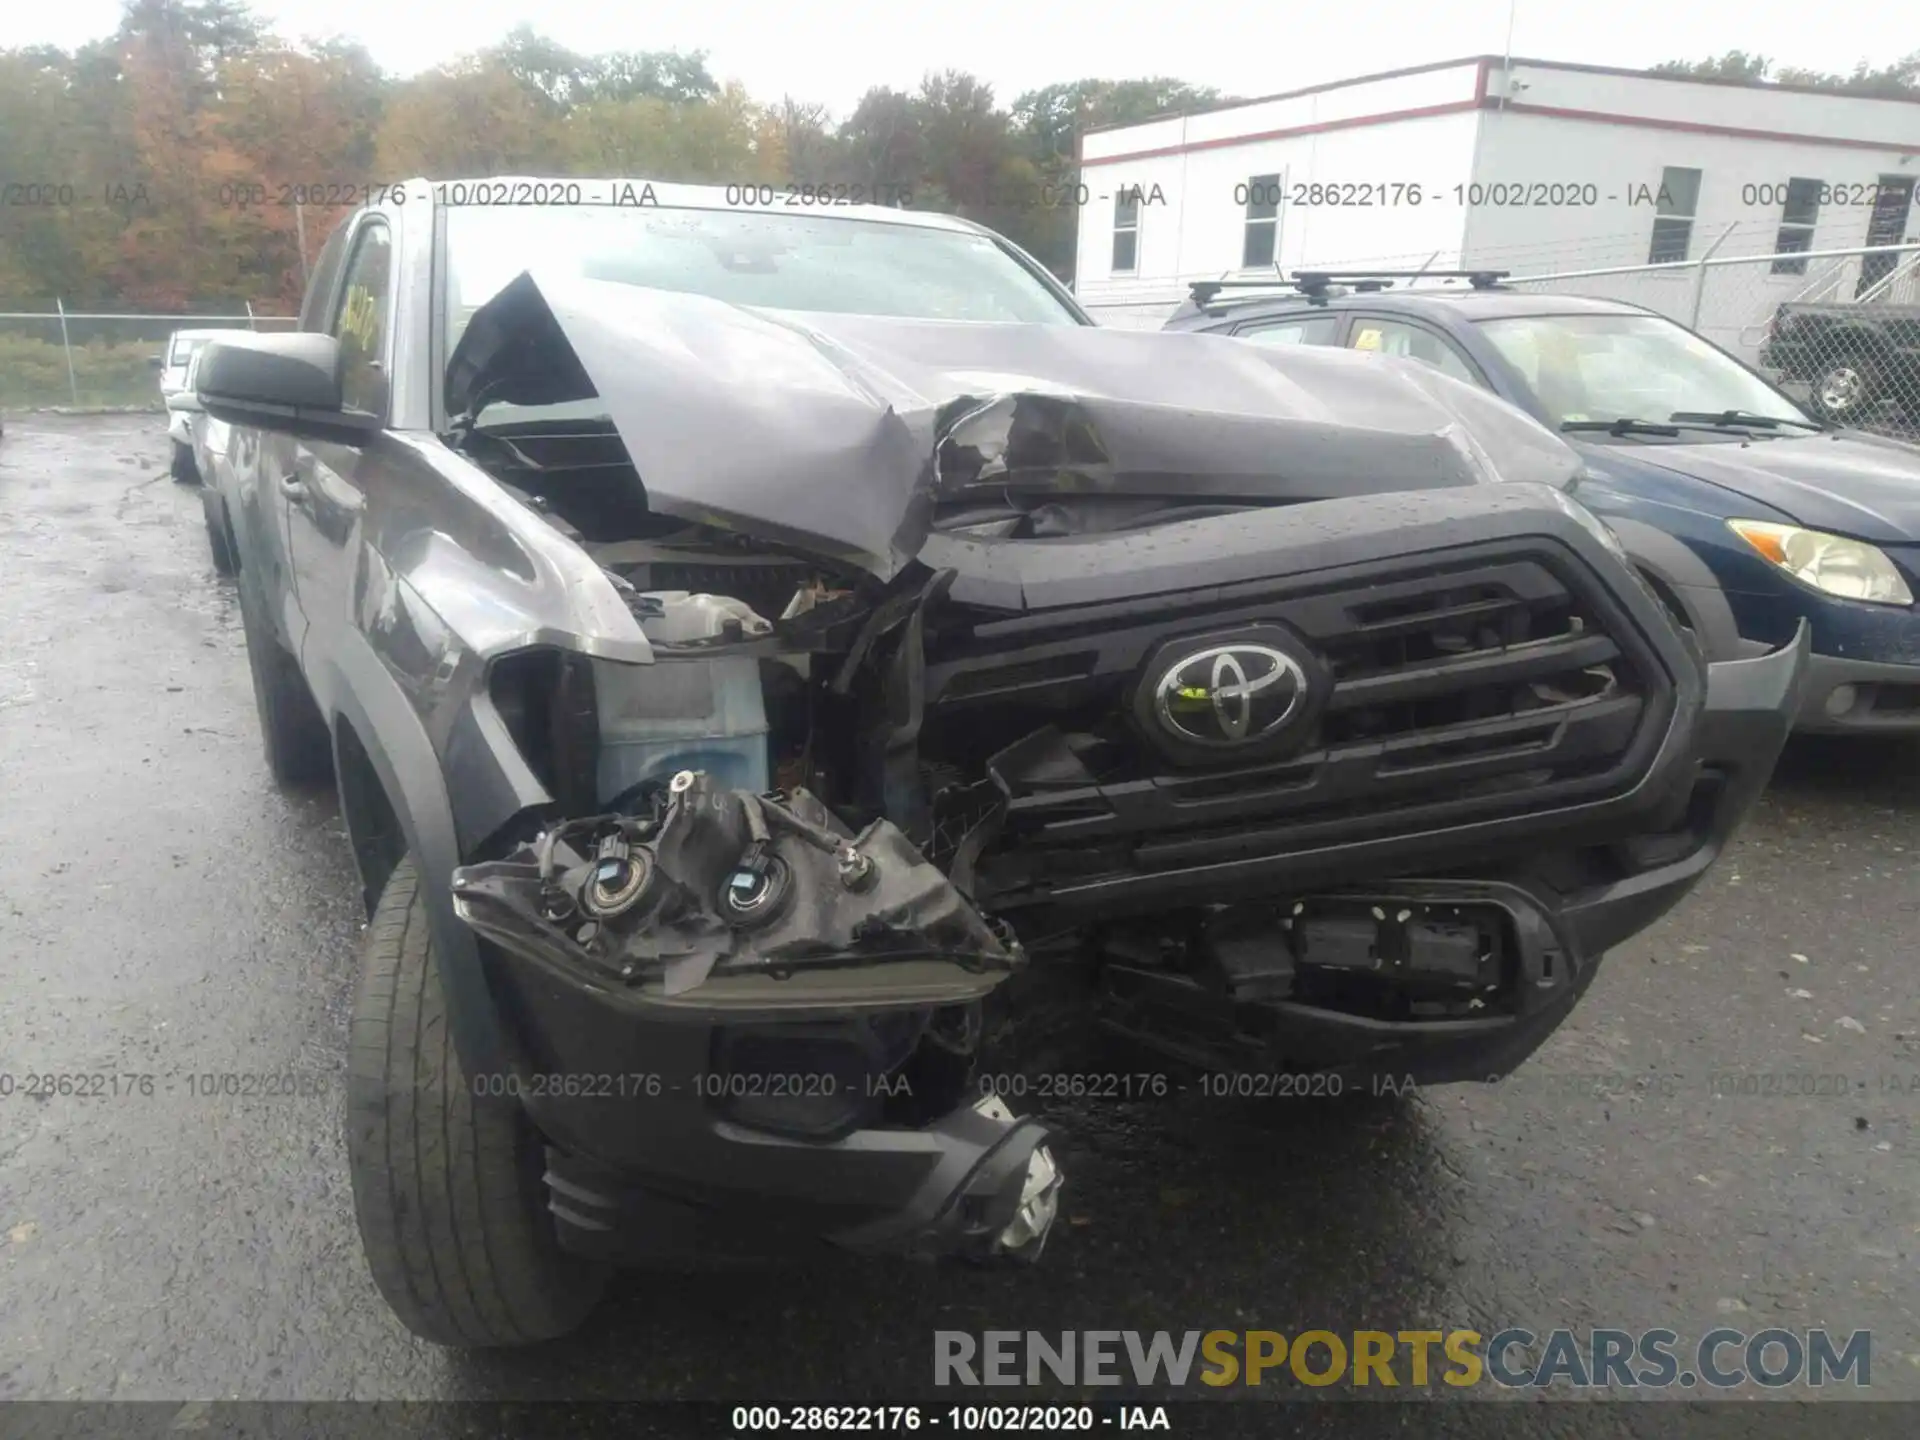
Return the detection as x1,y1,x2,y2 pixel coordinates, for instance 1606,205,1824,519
443,204,1078,360
168,336,206,366
1475,312,1813,430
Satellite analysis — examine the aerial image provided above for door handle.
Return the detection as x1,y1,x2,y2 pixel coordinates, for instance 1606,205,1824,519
279,473,309,502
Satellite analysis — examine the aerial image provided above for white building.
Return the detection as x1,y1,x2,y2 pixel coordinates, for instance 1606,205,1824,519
1074,56,1920,337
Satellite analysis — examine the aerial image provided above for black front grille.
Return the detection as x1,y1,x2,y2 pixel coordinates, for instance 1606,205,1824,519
920,542,1676,874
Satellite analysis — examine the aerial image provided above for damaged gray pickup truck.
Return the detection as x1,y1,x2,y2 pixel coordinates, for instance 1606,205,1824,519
186,178,1808,1347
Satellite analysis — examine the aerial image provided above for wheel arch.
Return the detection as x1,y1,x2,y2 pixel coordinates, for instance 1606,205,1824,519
1604,516,1748,663
220,495,242,572
328,632,512,1079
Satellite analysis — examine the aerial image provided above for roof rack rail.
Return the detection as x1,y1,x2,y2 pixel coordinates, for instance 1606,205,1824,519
1187,277,1295,306
1291,269,1511,293
1188,269,1510,307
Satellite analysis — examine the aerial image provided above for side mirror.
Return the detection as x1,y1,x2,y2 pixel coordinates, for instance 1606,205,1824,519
195,334,382,445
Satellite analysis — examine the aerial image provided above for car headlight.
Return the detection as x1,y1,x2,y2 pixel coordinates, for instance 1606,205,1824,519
1727,520,1914,606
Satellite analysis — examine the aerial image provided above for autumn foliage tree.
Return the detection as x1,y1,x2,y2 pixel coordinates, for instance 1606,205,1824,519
0,0,1236,310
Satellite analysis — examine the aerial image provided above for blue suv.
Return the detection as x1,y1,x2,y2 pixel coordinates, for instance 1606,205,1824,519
1166,272,1920,735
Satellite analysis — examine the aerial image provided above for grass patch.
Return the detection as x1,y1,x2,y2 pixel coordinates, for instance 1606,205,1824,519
0,334,163,408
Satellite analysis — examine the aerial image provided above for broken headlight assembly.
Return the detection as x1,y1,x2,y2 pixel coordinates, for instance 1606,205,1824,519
451,770,1023,1011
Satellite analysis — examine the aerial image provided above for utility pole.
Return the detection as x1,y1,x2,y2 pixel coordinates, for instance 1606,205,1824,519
1499,0,1518,110
294,201,311,291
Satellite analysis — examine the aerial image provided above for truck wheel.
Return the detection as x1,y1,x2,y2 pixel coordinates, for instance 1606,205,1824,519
347,855,609,1346
201,489,236,577
1809,355,1879,423
235,566,333,787
170,439,199,484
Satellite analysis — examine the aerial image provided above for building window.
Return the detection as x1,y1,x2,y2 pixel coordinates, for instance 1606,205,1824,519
1111,188,1140,273
1648,166,1702,264
1771,179,1821,275
1859,174,1917,294
1242,173,1282,269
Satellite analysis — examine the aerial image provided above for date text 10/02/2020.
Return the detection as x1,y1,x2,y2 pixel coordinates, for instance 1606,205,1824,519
729,1405,1172,1432
1229,180,1698,208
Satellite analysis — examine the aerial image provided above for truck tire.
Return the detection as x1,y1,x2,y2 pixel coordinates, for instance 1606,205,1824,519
235,565,333,787
170,439,199,484
1808,354,1879,424
346,855,609,1346
201,489,236,577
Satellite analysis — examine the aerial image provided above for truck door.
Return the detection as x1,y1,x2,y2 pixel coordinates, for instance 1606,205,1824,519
222,222,351,661
284,213,396,721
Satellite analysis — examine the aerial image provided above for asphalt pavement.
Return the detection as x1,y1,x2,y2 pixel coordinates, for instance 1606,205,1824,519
3,413,1919,1414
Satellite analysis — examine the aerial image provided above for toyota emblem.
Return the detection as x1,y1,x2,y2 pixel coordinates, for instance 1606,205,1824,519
1151,643,1308,747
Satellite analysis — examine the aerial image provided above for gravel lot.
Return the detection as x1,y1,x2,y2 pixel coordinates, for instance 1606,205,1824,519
3,413,1919,1417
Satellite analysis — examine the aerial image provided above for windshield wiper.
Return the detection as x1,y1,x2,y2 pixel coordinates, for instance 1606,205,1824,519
1561,418,1682,437
1668,409,1826,432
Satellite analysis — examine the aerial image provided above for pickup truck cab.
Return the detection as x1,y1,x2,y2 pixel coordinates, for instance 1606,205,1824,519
1762,298,1920,426
193,179,1804,1348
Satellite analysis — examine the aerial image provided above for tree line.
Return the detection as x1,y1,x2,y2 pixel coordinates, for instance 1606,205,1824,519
1649,48,1920,97
2,3,1914,315
0,0,1224,311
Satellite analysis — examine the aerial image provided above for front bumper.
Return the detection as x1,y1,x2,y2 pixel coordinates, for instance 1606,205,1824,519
1792,650,1920,733
166,410,193,446
541,1095,1062,1268
1099,626,1810,1085
479,932,1071,1264
471,629,1806,1267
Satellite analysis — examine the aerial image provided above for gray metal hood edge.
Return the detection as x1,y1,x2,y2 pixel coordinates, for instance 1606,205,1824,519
446,272,1585,580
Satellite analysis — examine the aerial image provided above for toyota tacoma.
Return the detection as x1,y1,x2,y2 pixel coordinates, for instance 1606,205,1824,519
187,178,1806,1347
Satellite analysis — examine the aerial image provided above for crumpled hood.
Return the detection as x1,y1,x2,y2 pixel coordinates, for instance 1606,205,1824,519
1614,430,1920,544
447,272,1584,578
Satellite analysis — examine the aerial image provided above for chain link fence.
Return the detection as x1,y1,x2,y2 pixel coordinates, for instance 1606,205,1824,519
1508,241,1920,438
0,305,297,410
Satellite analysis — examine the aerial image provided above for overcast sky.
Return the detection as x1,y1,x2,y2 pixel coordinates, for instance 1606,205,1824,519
14,0,1909,116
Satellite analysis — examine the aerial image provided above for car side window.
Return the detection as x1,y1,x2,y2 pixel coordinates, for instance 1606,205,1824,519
1348,318,1482,386
300,222,354,333
331,221,394,416
1233,315,1341,347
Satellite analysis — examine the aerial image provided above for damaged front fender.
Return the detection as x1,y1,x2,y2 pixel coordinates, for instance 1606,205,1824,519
450,770,1022,1020
453,770,1063,1263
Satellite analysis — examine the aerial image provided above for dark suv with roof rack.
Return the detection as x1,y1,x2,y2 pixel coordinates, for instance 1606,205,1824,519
1168,271,1920,734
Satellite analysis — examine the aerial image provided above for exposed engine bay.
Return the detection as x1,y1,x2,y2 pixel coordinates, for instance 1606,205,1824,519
437,271,1728,1096
450,412,1564,1062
